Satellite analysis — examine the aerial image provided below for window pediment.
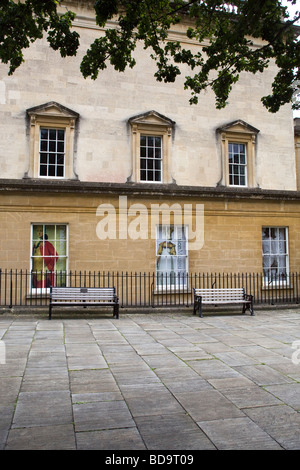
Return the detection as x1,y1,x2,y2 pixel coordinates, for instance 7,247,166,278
217,120,259,136
27,102,79,121
129,110,175,129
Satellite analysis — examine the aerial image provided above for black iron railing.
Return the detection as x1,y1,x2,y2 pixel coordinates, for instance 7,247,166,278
1,269,300,309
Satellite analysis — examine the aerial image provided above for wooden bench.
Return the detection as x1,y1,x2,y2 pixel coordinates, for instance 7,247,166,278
193,288,254,318
49,286,119,320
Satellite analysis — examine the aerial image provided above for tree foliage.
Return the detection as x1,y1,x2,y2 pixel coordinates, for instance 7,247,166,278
0,0,79,73
1,0,299,113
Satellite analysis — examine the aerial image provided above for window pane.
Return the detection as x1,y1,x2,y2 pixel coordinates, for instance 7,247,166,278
40,165,47,176
147,170,154,181
57,130,65,141
40,153,47,164
56,241,66,256
240,175,246,185
279,228,286,240
49,141,56,152
57,154,64,165
56,225,66,239
45,225,55,240
40,140,48,152
40,129,48,140
56,166,64,177
49,153,56,165
57,141,64,153
155,171,161,182
155,159,161,170
48,165,56,176
49,129,56,140
240,153,246,165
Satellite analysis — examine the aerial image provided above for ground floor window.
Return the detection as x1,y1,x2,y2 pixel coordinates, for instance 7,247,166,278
31,224,68,288
156,225,188,287
262,227,289,283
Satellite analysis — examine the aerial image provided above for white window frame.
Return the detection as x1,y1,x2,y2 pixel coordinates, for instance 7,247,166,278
228,142,247,187
156,225,189,288
39,128,66,179
262,226,289,286
30,223,69,293
140,135,163,183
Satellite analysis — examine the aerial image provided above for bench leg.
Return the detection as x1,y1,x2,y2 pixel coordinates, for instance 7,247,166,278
250,298,254,316
243,300,254,316
193,297,203,317
114,303,119,319
49,304,52,320
198,298,203,318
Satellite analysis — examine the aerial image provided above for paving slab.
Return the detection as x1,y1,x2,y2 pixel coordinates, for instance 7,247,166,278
264,383,300,410
69,369,119,394
135,413,215,450
73,400,135,432
12,390,73,428
197,417,282,450
124,389,184,417
21,367,70,392
174,389,245,421
76,427,147,450
5,424,76,450
234,364,295,386
244,405,300,450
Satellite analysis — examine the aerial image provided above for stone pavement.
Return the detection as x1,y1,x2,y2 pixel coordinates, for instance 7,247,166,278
1,308,300,450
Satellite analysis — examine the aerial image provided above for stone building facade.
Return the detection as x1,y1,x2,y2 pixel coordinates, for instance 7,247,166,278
0,1,299,300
